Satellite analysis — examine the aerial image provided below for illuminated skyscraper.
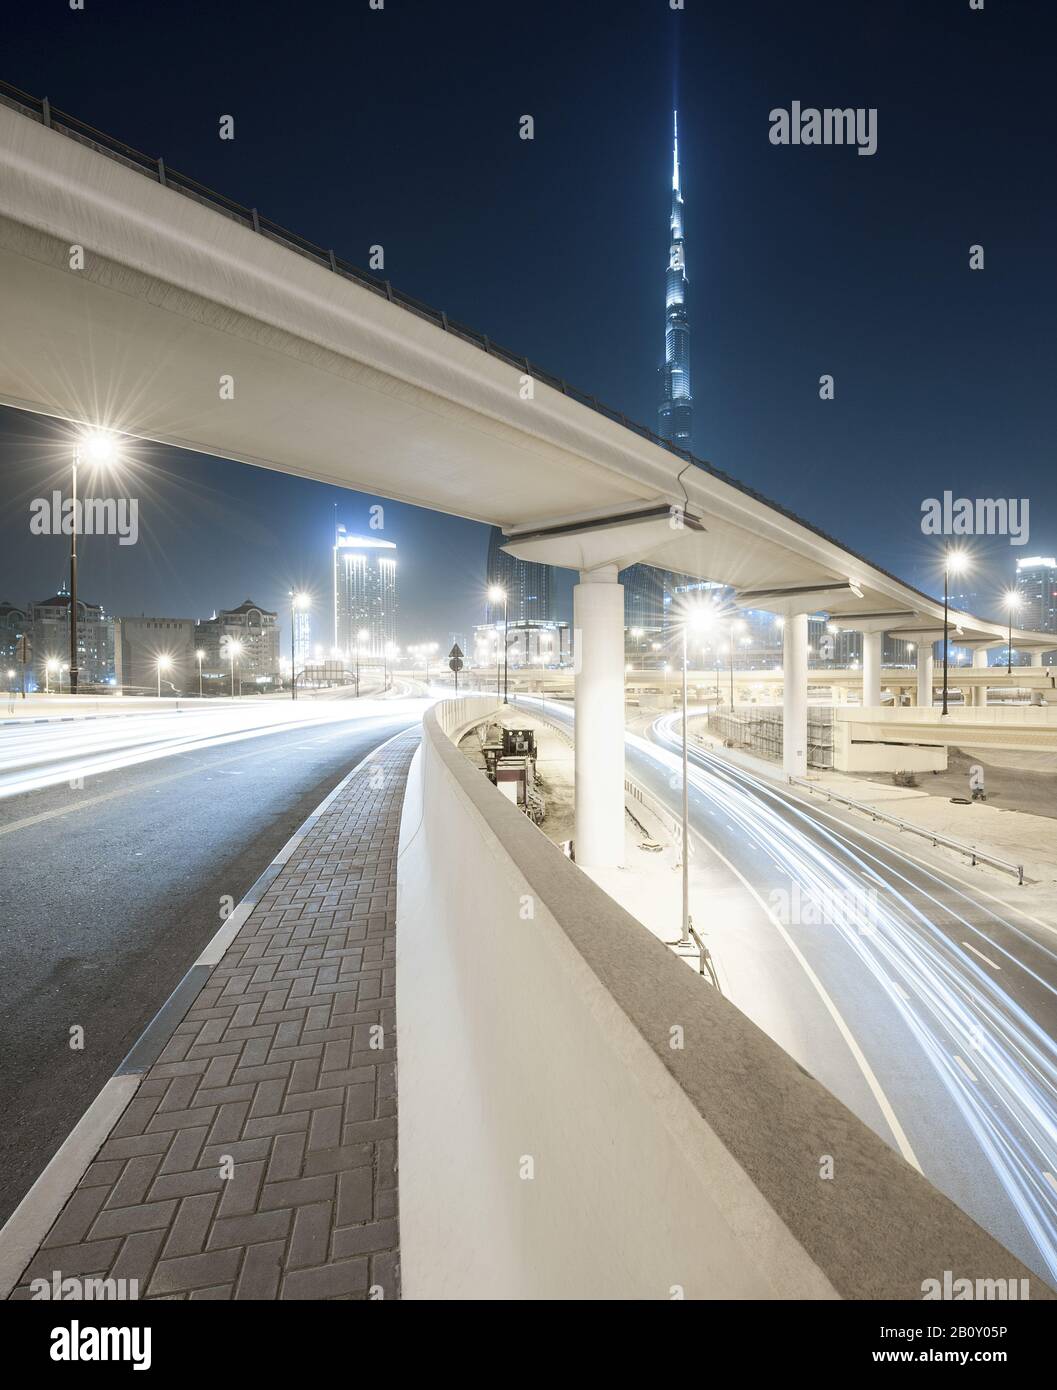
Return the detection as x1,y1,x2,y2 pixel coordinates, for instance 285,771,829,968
485,527,553,624
1015,556,1057,634
658,110,692,451
333,527,398,656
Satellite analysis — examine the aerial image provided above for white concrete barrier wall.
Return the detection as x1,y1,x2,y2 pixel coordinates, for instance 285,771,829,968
395,702,1048,1300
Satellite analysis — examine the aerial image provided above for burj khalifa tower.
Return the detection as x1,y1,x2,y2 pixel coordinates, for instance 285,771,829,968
657,110,693,451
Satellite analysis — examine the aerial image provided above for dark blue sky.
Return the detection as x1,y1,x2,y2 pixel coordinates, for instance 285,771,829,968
1,0,1054,644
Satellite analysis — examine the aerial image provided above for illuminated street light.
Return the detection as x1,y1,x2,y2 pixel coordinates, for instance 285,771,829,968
1003,589,1021,676
224,638,244,697
195,648,205,699
156,654,171,699
674,605,714,948
942,549,970,716
69,428,122,694
488,585,509,702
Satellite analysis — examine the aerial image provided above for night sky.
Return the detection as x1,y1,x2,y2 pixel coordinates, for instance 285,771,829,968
1,0,1055,646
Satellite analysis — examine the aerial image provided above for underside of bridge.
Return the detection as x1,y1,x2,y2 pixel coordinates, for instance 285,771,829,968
0,92,1054,867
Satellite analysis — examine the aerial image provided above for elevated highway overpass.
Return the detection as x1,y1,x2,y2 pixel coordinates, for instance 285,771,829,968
0,75,1054,862
1,83,1056,1299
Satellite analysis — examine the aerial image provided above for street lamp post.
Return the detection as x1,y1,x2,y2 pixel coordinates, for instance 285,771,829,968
1004,590,1020,676
68,431,120,694
196,649,204,698
677,610,710,948
941,550,967,717
487,586,508,702
226,639,243,698
681,627,690,947
156,655,171,698
289,592,309,700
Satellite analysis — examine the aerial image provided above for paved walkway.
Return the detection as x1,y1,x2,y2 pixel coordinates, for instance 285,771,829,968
9,730,418,1300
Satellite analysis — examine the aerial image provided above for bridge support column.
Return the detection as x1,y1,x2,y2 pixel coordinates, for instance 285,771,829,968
916,646,934,708
1031,650,1044,668
783,613,808,778
862,631,882,708
972,648,989,707
573,564,624,869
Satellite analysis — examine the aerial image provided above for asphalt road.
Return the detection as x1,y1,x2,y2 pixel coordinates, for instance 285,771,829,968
514,694,1057,1286
0,705,417,1226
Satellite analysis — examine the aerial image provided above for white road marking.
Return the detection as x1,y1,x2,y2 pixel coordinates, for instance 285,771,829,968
954,1054,978,1082
962,941,1002,970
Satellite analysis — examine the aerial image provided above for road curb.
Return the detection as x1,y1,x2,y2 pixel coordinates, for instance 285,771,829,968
0,722,414,1299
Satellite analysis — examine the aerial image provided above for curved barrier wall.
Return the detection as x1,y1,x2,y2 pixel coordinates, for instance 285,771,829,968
395,701,1049,1299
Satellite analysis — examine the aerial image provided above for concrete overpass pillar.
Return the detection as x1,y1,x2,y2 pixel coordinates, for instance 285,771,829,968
862,631,882,708
1031,651,1044,668
573,564,624,869
972,648,989,707
783,613,808,778
916,646,934,709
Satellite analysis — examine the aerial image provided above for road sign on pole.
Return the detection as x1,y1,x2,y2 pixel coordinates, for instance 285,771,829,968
448,644,464,693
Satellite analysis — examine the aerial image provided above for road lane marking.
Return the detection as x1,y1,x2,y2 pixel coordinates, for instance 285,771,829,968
962,941,1002,970
1044,1172,1057,1196
954,1055,978,1082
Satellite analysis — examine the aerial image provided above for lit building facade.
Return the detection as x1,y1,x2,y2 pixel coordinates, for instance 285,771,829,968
115,616,197,693
485,527,553,624
0,601,26,671
293,607,312,673
658,111,692,451
333,528,398,657
27,587,115,687
196,599,280,682
473,619,570,670
1015,556,1057,635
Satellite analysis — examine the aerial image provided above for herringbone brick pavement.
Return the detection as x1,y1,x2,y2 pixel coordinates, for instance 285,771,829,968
9,730,418,1301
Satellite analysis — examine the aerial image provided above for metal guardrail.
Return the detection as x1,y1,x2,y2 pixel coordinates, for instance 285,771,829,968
687,921,722,991
789,776,1026,885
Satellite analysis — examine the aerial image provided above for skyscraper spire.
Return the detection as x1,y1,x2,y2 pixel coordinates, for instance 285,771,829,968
658,108,692,452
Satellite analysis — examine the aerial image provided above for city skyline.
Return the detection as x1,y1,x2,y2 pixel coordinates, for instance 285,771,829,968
1,2,1055,642
2,0,1057,1325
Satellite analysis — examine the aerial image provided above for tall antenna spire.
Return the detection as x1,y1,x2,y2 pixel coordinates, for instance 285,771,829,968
658,108,692,452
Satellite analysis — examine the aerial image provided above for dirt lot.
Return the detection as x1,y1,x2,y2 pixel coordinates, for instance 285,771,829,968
862,746,1057,821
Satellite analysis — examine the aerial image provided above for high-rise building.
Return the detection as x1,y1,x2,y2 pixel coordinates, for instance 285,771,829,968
658,110,692,452
485,527,553,624
293,607,312,673
333,528,398,656
1015,556,1057,634
27,586,114,687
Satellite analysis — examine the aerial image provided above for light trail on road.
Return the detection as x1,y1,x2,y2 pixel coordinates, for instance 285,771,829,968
0,697,429,800
647,711,1057,1284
